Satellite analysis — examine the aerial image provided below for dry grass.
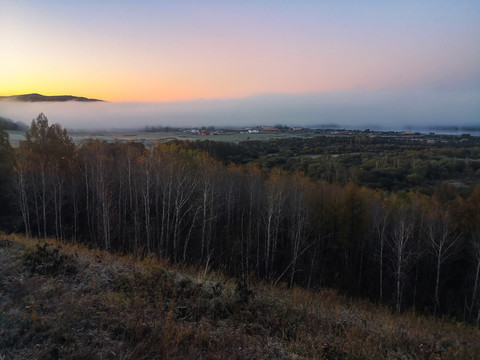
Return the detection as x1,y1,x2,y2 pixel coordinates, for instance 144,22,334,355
0,233,478,359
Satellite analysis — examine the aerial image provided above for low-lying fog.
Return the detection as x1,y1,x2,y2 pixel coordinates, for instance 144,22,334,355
1,89,479,132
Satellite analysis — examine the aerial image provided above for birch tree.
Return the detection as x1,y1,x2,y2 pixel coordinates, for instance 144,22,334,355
369,195,389,303
262,168,287,280
470,233,480,325
12,153,31,236
287,173,310,288
389,198,416,312
19,114,74,239
426,206,460,316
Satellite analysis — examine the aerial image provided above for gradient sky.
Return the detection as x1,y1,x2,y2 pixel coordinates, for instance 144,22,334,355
1,0,479,102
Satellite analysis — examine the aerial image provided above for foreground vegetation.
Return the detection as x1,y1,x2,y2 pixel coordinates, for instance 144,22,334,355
1,233,479,359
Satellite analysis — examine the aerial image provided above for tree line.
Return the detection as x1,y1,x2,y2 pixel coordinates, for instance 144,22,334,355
1,114,480,324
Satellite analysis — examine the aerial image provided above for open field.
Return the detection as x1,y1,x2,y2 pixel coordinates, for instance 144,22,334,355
6,129,313,147
10,127,480,148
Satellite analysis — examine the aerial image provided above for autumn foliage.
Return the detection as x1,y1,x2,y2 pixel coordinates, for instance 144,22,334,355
1,114,480,324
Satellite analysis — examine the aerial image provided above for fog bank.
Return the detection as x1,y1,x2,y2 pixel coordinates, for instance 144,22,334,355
1,89,479,131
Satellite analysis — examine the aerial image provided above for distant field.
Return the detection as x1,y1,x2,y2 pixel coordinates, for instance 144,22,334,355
7,129,311,147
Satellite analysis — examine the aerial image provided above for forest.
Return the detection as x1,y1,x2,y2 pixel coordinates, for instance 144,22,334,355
1,113,480,324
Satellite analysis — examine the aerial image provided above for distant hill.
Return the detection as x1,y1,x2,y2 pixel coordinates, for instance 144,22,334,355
0,93,103,102
0,116,28,131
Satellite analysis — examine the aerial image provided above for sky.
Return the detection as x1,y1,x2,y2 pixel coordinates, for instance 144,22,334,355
1,1,479,129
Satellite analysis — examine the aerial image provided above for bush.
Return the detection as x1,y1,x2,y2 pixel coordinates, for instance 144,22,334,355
23,242,77,277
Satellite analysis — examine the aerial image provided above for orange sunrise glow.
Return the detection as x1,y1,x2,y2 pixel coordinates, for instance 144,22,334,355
2,1,479,102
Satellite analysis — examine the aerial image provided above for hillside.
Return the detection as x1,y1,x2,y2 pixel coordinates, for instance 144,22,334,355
0,233,478,360
0,93,103,102
0,116,28,131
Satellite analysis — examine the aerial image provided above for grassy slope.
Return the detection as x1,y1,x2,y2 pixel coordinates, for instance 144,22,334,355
0,233,478,360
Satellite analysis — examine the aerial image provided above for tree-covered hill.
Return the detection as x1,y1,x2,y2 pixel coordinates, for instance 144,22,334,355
0,93,103,102
1,114,480,325
0,116,28,131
